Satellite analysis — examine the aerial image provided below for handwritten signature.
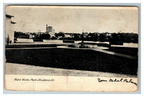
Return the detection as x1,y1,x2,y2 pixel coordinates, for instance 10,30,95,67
97,78,137,86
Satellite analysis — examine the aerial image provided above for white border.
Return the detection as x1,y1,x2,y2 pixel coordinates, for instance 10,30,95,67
1,0,144,96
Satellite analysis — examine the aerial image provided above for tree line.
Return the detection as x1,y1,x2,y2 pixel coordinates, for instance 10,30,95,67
14,31,138,43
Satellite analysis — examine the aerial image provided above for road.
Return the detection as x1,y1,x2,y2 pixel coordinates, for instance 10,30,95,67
5,62,136,77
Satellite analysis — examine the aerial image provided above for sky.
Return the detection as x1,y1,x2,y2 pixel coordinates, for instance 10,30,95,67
6,6,138,33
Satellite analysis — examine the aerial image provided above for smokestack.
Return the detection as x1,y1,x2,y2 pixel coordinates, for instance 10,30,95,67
46,24,48,28
46,24,48,32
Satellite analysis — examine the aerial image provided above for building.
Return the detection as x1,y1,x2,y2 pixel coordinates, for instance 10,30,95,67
5,14,16,45
46,24,52,33
46,24,55,38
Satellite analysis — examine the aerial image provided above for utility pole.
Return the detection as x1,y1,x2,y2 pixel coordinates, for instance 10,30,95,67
80,30,85,48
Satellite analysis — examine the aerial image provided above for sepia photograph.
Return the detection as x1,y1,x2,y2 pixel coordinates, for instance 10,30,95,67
5,5,139,92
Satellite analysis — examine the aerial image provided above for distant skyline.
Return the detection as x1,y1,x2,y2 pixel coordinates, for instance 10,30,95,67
6,6,138,33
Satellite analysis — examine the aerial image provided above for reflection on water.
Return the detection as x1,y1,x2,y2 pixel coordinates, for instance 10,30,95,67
15,38,138,48
111,43,138,48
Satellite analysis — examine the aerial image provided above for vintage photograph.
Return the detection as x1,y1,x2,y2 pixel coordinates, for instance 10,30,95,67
5,5,138,92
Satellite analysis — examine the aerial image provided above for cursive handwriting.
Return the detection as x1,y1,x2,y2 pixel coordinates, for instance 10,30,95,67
97,78,137,86
98,78,107,82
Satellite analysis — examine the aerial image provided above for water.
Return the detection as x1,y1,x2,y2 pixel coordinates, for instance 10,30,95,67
15,38,138,48
111,43,138,48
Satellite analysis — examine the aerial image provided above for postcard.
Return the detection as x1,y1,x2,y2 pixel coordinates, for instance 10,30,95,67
5,5,138,92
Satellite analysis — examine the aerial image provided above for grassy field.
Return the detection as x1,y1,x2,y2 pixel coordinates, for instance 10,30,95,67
105,47,138,57
5,47,138,75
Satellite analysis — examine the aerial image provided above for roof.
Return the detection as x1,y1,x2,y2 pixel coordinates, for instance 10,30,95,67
47,26,52,27
6,14,14,18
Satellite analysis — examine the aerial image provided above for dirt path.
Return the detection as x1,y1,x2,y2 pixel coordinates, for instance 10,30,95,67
5,62,136,78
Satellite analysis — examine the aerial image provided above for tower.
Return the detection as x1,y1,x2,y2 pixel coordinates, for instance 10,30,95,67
46,24,48,33
46,24,52,33
45,24,55,37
